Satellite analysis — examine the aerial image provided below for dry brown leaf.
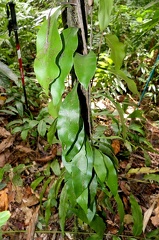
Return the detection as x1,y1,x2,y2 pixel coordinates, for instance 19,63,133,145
151,215,159,227
111,139,120,155
25,186,32,195
0,127,11,138
52,144,57,156
7,183,15,203
21,203,34,226
35,154,55,162
0,153,6,168
124,214,133,225
0,188,8,211
122,195,129,211
15,145,34,153
119,181,130,196
151,205,159,227
23,195,39,207
35,145,57,162
0,151,11,167
143,201,156,232
0,135,14,153
106,220,118,234
13,186,24,204
26,205,40,240
119,160,129,169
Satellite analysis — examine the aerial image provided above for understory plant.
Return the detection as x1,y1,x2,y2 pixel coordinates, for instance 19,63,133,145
6,107,53,141
0,211,11,228
33,1,146,239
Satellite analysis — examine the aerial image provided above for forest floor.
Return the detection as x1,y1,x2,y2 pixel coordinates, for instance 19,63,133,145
1,97,159,240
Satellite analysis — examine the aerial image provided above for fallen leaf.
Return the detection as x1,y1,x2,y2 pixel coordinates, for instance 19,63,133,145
21,203,34,226
15,145,34,153
0,151,11,167
0,127,11,138
119,160,129,169
0,153,6,168
35,154,56,162
151,215,159,227
122,195,129,211
151,205,159,227
51,144,57,156
106,220,118,234
25,186,32,195
143,201,156,232
124,214,133,225
119,181,130,196
111,139,120,155
7,182,15,203
13,186,24,204
22,195,39,207
0,136,14,153
127,167,159,175
0,188,8,211
26,205,40,240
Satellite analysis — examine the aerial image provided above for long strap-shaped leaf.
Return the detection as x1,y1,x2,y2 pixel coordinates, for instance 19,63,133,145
34,7,62,94
130,194,143,236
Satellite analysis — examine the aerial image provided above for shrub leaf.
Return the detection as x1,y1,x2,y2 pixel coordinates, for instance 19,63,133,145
130,194,143,236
